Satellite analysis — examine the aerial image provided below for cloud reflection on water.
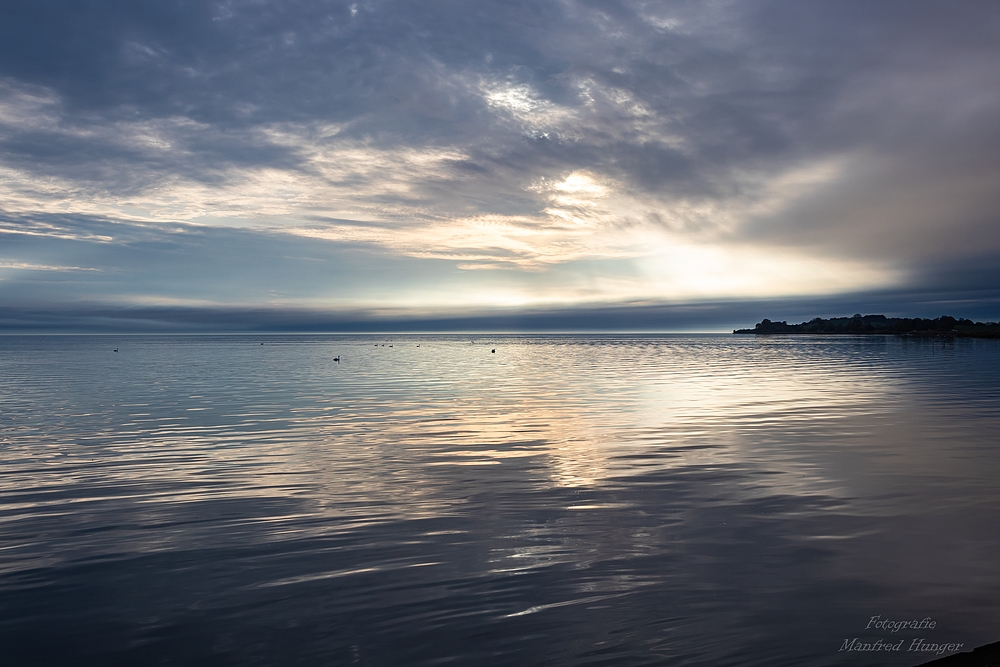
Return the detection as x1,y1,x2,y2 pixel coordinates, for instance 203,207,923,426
1,335,999,665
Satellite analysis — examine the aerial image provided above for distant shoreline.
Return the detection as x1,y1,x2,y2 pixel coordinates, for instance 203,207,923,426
734,314,1000,338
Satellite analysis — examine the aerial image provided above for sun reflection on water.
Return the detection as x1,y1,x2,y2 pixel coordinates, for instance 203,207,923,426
2,335,999,665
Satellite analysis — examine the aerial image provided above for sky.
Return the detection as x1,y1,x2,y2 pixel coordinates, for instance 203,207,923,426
1,0,999,331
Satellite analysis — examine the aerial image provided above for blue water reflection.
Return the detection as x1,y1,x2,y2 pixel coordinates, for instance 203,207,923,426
1,334,998,665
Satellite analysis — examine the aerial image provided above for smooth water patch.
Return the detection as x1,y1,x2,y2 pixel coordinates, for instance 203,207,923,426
1,334,998,665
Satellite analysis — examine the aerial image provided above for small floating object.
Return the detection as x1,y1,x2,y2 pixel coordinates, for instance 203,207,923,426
334,356,340,362
491,349,495,353
114,349,118,352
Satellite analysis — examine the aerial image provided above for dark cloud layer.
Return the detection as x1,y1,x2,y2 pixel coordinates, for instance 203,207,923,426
1,1,999,327
4,289,999,333
4,1,996,183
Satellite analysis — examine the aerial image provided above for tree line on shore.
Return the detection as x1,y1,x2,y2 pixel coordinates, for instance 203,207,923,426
734,314,1000,337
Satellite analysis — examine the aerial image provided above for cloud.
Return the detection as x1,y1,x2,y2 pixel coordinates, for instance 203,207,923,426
0,261,99,272
0,0,998,319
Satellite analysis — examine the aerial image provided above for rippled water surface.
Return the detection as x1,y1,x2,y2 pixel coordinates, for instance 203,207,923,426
2,334,999,666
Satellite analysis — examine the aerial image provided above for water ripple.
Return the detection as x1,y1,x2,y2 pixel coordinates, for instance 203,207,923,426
1,334,999,665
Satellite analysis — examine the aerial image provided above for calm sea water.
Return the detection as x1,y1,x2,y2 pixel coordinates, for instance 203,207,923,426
1,334,998,666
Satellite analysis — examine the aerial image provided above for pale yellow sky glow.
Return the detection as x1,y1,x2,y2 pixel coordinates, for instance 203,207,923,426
2,42,975,322
0,109,901,310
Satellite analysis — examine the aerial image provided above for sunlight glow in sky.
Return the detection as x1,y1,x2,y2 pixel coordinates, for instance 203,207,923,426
0,1,998,329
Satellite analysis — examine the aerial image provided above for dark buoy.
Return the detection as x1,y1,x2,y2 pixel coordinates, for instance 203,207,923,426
491,349,495,353
114,349,118,353
334,356,340,362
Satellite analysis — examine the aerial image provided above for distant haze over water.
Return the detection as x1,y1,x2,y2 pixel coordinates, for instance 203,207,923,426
1,334,999,665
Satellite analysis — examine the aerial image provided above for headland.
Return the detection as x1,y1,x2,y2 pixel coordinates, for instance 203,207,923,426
734,314,1000,338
